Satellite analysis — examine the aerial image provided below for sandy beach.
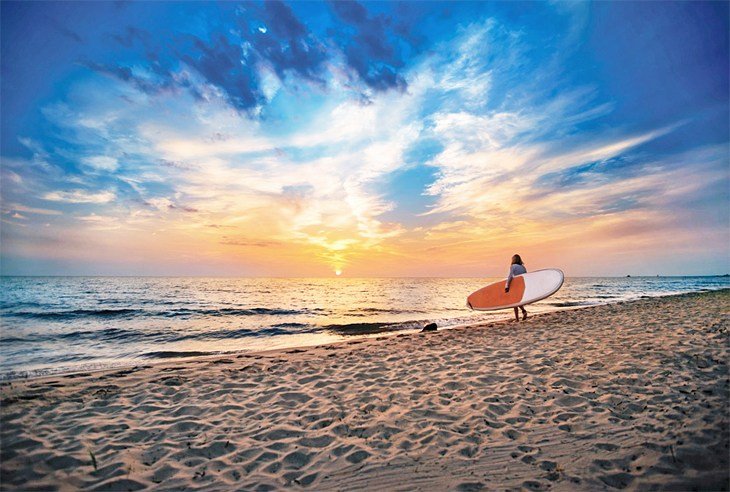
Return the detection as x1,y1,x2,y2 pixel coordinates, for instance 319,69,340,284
1,289,728,491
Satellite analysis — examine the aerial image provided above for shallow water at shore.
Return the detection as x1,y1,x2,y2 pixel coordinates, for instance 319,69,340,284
1,276,728,378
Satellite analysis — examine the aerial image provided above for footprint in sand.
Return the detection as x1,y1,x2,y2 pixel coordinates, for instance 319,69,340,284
264,461,282,474
521,479,547,490
554,395,587,407
243,451,277,473
538,460,557,471
598,472,634,489
456,482,485,491
592,459,615,470
502,428,521,440
595,442,619,452
332,444,354,457
92,479,147,491
256,427,304,441
345,449,370,464
459,446,478,458
283,450,312,469
297,435,335,448
148,464,180,484
45,454,86,470
294,472,318,487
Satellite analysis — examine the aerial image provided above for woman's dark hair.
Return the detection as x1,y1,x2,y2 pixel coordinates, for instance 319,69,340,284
511,254,523,265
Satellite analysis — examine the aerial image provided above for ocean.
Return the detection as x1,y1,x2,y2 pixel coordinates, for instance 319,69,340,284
1,276,728,379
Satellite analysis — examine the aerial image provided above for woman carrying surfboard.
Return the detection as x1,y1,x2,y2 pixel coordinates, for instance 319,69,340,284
505,254,528,321
466,260,564,315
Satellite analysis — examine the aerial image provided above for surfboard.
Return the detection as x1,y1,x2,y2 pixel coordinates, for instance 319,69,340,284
467,268,564,311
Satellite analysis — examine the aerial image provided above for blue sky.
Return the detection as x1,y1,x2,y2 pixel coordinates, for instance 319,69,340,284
1,1,728,276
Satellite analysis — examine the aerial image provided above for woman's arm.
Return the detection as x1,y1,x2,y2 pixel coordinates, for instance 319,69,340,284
505,265,514,292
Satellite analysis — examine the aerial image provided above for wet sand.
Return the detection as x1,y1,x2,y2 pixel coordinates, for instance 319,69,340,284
1,289,728,491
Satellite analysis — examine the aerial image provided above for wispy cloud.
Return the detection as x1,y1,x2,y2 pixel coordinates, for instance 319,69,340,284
43,190,116,204
2,203,63,216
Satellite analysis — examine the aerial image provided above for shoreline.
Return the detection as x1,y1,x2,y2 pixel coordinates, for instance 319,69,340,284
2,289,728,490
3,287,729,383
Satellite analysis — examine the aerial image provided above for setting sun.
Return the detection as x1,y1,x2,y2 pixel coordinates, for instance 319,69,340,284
335,270,342,276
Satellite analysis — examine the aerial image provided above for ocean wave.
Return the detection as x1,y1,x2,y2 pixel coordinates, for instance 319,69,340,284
5,308,141,320
548,301,596,307
322,321,421,335
1,324,320,346
2,306,321,320
0,327,170,344
347,308,428,315
0,301,44,310
175,325,310,341
141,350,222,359
162,307,315,317
59,327,169,342
0,336,30,344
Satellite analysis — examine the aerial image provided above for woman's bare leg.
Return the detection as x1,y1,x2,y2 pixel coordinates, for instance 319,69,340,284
521,306,528,320
513,307,519,321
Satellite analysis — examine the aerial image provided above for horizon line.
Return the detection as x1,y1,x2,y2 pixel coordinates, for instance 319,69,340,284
1,274,729,279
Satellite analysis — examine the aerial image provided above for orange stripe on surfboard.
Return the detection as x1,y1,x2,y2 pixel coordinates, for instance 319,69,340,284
467,275,525,309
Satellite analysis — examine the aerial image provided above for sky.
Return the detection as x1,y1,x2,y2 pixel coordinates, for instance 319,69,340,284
1,1,728,277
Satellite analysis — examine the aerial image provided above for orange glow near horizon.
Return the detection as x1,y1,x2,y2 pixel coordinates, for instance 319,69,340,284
4,197,727,277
